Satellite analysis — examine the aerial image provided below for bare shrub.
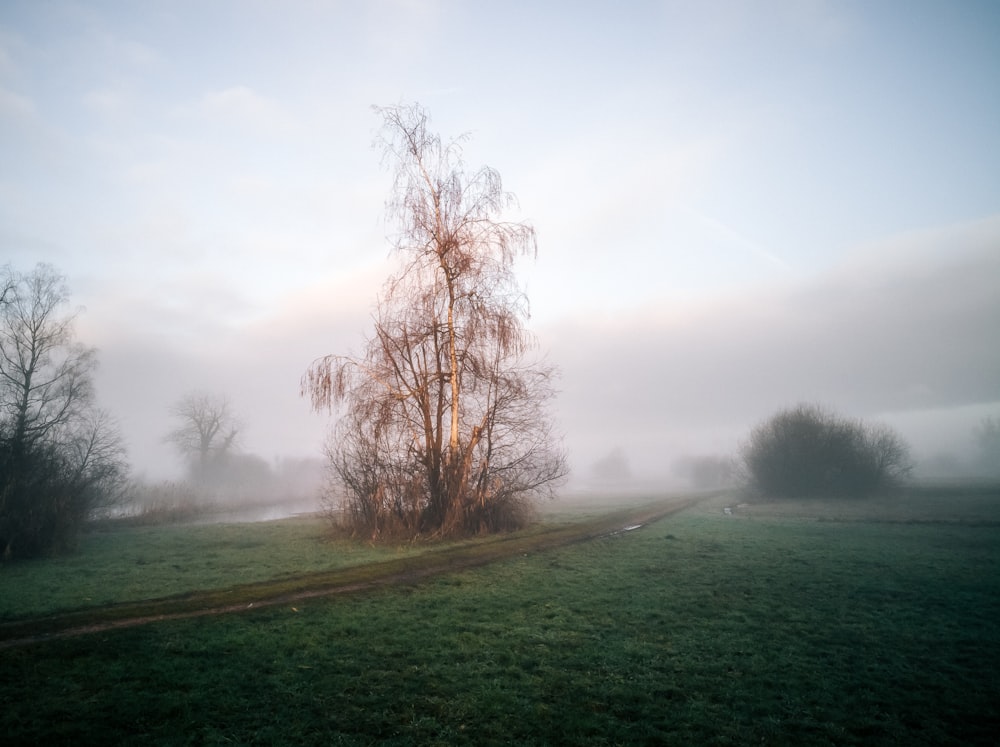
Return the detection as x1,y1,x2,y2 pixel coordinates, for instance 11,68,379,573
740,403,912,498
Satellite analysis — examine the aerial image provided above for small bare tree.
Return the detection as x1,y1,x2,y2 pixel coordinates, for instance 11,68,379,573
165,392,241,484
304,103,566,538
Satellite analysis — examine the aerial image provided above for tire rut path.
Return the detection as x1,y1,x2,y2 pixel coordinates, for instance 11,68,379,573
0,496,703,650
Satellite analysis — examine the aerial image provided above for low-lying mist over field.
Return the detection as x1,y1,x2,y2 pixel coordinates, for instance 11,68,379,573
88,219,1000,499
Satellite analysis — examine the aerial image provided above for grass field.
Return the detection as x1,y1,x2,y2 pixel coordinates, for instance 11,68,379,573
0,517,435,620
1,488,998,745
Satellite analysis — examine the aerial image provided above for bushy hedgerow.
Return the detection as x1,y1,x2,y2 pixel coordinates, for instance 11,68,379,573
740,403,912,498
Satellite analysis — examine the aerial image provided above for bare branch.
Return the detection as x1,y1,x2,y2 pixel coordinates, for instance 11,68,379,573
165,391,242,482
304,104,565,538
1,264,127,558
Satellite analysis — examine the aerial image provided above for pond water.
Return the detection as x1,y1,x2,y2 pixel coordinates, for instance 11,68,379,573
193,499,323,524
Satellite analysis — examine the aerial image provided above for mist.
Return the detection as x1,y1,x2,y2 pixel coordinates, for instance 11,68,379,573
69,215,999,508
545,219,1000,488
3,1,999,514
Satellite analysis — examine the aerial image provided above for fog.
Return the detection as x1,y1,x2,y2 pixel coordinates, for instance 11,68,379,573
77,216,1000,503
3,2,999,509
544,220,1000,484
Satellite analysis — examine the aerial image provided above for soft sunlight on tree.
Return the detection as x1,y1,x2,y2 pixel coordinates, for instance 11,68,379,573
304,103,566,538
0,264,128,559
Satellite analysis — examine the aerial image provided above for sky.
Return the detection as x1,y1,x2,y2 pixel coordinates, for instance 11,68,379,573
2,0,999,485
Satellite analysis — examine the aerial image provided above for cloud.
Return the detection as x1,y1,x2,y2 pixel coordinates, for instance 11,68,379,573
193,85,298,136
0,86,34,118
114,37,160,69
361,0,443,61
75,201,1000,483
681,206,792,273
81,262,390,477
4,0,991,490
81,87,129,118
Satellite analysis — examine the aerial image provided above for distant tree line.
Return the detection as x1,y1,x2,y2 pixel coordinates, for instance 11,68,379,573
0,264,128,559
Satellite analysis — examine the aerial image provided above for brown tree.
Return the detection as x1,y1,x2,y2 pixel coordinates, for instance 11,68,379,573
304,103,565,538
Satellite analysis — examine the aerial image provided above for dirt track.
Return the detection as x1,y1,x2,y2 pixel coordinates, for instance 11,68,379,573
0,495,704,650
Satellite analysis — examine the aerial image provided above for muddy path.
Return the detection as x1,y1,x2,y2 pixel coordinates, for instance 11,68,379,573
0,495,705,650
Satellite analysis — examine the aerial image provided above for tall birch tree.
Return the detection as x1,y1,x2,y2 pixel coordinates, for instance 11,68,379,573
304,104,565,538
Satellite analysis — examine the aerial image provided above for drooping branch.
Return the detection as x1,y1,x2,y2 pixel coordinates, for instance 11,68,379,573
303,104,565,538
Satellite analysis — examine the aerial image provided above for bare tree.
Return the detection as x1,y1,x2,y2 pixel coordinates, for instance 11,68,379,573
165,391,241,483
0,263,127,558
0,265,95,456
304,103,566,538
67,408,129,517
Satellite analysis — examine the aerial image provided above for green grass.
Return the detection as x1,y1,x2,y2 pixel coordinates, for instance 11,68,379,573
0,497,687,625
1,490,999,745
0,517,437,619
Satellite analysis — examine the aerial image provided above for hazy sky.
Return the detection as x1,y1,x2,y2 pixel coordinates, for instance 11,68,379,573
2,1,998,482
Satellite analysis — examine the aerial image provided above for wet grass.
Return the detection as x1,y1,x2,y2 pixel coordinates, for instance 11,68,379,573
1,489,999,744
0,498,695,644
0,496,669,621
0,517,418,619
